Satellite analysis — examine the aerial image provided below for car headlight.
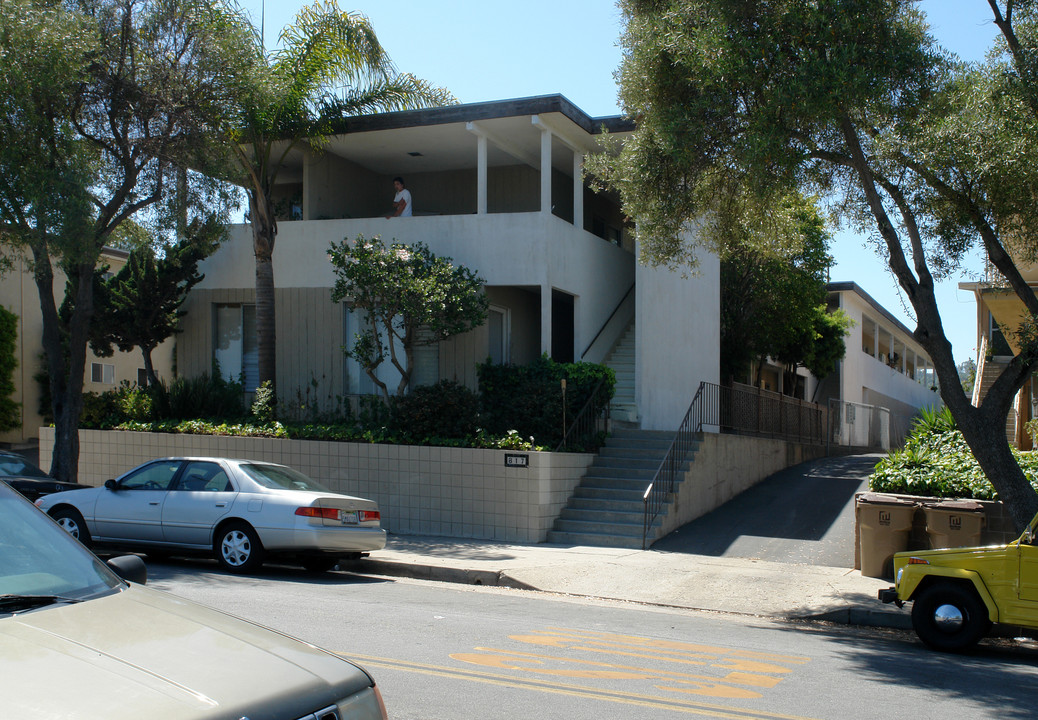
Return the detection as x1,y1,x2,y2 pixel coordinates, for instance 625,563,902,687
896,568,903,587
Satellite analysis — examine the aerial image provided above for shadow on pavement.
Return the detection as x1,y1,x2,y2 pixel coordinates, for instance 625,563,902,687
764,621,1038,719
136,554,395,587
384,535,519,562
652,454,883,566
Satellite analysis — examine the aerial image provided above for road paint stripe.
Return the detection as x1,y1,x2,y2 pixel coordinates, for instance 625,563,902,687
344,653,822,720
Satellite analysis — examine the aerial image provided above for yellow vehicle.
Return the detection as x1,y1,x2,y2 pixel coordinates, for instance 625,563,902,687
879,513,1038,651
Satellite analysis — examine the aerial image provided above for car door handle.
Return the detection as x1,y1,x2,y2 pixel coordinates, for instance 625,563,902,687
149,501,160,506
215,503,226,507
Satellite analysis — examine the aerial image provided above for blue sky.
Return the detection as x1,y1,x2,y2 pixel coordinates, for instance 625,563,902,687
243,0,1002,366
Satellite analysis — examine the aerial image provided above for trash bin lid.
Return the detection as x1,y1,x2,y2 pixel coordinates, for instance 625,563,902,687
922,499,984,512
857,492,918,506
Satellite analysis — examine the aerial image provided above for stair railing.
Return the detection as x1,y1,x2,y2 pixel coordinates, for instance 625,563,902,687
581,283,635,360
642,381,708,549
555,378,611,452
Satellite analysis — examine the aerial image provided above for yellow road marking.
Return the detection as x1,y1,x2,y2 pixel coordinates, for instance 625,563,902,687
344,653,822,720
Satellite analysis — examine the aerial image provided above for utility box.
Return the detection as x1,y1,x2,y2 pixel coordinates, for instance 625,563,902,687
857,493,918,579
922,499,985,549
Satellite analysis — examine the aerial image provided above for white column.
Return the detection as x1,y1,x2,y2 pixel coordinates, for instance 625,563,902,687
540,128,552,215
541,284,552,357
477,133,487,215
573,151,584,230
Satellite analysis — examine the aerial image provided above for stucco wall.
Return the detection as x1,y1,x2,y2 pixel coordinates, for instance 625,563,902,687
1,251,173,445
657,434,828,539
635,243,721,430
39,428,594,543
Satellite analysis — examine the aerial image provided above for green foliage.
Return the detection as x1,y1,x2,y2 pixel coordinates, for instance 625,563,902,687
0,306,19,431
89,220,220,387
719,195,851,387
477,356,615,448
251,380,277,423
871,407,1038,499
330,235,489,398
389,381,480,441
156,374,245,421
79,392,121,429
118,386,154,422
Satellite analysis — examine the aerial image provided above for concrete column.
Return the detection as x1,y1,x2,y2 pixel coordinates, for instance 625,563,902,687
477,133,487,215
541,284,552,357
540,128,552,215
573,151,584,230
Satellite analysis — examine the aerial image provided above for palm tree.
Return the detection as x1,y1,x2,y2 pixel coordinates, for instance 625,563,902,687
230,1,454,393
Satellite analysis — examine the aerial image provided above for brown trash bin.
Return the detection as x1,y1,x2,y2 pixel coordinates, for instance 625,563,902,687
857,492,918,579
922,499,985,549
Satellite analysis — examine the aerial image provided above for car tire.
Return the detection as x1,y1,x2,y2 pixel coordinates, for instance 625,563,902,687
300,557,338,573
51,507,92,549
911,582,990,652
214,522,265,574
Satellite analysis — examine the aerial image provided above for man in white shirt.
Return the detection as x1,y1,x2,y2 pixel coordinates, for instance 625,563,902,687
386,176,412,218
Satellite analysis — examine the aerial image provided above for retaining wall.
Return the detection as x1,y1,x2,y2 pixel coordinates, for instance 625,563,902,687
39,428,593,544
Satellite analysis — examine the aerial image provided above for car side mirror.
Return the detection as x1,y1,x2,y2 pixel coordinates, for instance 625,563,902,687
104,479,118,491
106,554,147,585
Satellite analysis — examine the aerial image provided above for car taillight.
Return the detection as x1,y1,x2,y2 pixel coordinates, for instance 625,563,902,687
358,510,380,522
295,507,339,520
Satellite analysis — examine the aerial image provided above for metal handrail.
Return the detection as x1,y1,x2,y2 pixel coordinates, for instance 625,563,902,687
642,382,829,548
555,378,611,452
642,381,707,549
580,283,635,360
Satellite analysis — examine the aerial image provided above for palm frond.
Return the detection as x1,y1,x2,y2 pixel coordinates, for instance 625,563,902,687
320,74,457,118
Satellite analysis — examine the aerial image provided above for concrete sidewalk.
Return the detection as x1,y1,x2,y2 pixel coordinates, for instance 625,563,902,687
357,534,911,630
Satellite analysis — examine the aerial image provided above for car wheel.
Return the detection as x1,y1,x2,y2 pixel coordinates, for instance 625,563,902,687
51,507,92,549
214,522,265,574
911,582,990,652
300,557,338,573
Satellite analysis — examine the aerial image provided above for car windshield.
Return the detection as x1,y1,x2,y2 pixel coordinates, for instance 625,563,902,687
239,463,331,492
0,455,49,478
0,485,121,608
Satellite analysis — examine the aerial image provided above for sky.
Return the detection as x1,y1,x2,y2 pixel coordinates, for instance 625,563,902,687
240,0,1002,366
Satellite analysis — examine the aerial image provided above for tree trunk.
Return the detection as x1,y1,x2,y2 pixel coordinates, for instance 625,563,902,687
141,346,158,388
249,192,277,393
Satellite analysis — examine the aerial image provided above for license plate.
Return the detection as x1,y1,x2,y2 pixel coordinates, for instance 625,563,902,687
337,510,358,525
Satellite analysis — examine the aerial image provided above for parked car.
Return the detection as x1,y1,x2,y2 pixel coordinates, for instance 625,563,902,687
36,457,386,574
879,511,1038,651
1,481,388,719
0,449,89,502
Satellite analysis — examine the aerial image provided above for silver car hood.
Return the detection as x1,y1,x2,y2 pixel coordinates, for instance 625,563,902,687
0,584,371,719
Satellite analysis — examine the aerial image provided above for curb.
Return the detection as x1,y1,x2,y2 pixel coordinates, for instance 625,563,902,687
355,558,908,628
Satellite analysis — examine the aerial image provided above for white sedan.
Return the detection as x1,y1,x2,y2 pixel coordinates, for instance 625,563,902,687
36,457,386,573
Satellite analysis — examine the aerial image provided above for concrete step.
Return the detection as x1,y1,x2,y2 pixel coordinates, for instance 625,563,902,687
559,507,646,524
545,531,645,549
566,497,648,513
573,486,647,502
590,456,663,470
551,518,648,538
583,468,657,482
598,446,669,460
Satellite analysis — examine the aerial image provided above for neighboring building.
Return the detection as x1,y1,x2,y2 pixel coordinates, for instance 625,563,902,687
0,248,175,446
961,262,1037,448
819,282,941,448
179,95,720,431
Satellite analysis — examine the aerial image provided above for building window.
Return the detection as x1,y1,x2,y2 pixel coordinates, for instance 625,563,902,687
488,305,510,365
90,362,115,385
214,304,257,391
137,368,148,387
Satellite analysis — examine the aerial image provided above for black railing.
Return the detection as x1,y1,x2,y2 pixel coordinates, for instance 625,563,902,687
642,382,707,549
581,283,635,360
642,382,828,548
555,378,611,452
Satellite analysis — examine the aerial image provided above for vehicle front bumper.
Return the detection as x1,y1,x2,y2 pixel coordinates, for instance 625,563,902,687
878,587,903,607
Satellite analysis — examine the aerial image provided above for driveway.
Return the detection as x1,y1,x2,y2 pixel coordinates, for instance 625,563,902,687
651,453,883,567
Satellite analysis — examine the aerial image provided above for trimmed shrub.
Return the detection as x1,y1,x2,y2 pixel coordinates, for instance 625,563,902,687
0,306,19,431
477,355,615,447
390,380,480,441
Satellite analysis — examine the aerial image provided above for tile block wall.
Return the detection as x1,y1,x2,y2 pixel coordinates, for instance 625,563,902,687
39,429,594,543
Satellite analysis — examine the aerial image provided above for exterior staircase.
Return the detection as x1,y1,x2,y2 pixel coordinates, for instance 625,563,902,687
974,354,1017,446
548,429,696,549
604,321,637,423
